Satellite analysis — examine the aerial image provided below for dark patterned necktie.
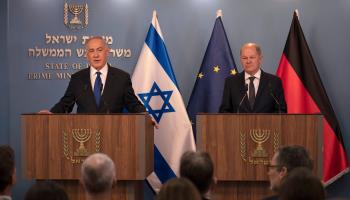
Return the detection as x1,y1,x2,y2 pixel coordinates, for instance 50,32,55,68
94,71,102,106
249,76,256,109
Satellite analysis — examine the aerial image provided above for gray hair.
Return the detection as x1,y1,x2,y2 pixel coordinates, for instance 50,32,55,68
240,42,262,56
84,36,108,48
81,153,116,194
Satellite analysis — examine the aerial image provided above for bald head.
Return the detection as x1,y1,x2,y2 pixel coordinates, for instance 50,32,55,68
81,153,116,195
240,43,262,56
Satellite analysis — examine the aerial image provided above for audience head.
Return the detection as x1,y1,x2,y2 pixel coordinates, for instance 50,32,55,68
180,151,214,195
81,153,116,196
24,181,69,200
0,145,16,195
279,167,325,200
267,145,313,192
156,178,201,200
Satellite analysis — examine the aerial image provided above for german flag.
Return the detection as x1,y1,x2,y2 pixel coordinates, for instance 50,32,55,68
276,10,349,184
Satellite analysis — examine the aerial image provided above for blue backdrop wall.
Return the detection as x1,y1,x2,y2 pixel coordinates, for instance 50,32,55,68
1,0,350,199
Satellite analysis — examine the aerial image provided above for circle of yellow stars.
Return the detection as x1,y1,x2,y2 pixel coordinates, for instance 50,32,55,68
197,65,237,79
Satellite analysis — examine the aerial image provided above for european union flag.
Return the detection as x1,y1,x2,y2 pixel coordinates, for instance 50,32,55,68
187,10,238,135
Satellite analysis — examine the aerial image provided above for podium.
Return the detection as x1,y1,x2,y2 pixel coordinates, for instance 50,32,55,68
22,114,154,200
196,114,323,200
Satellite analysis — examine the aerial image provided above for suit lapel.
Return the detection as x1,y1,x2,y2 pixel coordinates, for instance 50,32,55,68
101,64,114,104
254,70,267,110
238,72,252,112
82,67,99,110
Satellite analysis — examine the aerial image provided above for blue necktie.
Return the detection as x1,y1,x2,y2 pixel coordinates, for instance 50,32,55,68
94,72,102,106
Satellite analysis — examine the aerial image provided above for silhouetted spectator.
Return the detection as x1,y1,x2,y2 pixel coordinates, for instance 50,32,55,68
279,167,325,200
156,178,201,200
263,145,313,200
180,151,215,200
0,145,16,200
24,181,69,200
81,153,116,200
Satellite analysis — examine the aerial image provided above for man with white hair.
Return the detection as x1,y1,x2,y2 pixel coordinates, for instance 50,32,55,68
81,153,116,200
220,43,287,113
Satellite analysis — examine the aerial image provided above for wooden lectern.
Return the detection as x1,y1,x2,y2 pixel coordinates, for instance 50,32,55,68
22,114,154,200
196,114,323,200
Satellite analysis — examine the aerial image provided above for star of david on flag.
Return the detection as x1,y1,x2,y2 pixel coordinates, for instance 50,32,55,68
138,82,175,123
132,10,196,192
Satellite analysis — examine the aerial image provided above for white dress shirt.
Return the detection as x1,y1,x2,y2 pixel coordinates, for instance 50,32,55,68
90,63,108,94
244,69,261,97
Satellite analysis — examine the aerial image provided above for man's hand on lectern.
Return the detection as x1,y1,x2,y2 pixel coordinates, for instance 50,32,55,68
38,109,53,114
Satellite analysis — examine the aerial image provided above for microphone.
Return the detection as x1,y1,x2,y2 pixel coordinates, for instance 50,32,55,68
100,83,103,94
102,98,110,114
64,84,88,113
237,84,248,113
98,83,110,113
268,82,281,114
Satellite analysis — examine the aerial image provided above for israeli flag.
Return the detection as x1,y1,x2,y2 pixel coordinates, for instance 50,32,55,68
132,10,196,191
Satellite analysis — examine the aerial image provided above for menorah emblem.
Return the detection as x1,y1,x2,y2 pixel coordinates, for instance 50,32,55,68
64,2,88,29
68,4,83,25
250,129,270,158
72,128,92,157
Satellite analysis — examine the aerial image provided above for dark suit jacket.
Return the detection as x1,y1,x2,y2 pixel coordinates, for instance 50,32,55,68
51,65,145,113
219,70,287,113
261,195,278,200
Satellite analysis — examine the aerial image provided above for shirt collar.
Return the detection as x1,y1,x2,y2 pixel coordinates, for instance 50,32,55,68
245,69,261,80
90,63,108,75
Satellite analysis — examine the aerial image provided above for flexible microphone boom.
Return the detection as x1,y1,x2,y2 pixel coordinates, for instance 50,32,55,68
268,82,281,113
99,83,111,113
237,84,248,113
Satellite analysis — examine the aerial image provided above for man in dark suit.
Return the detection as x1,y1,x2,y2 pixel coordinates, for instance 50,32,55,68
219,43,287,113
41,36,145,113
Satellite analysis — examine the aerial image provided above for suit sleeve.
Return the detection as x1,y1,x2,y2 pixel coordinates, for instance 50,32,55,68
50,78,77,113
123,75,146,113
219,77,234,113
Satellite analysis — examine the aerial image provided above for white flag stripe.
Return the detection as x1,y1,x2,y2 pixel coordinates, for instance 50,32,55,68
147,172,162,193
132,11,196,191
133,44,195,174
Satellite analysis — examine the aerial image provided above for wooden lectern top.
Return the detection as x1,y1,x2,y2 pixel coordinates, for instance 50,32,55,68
196,114,323,181
22,114,154,181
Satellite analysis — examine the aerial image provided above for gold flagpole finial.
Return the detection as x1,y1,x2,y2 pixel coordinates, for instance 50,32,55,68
153,10,157,18
216,9,223,18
